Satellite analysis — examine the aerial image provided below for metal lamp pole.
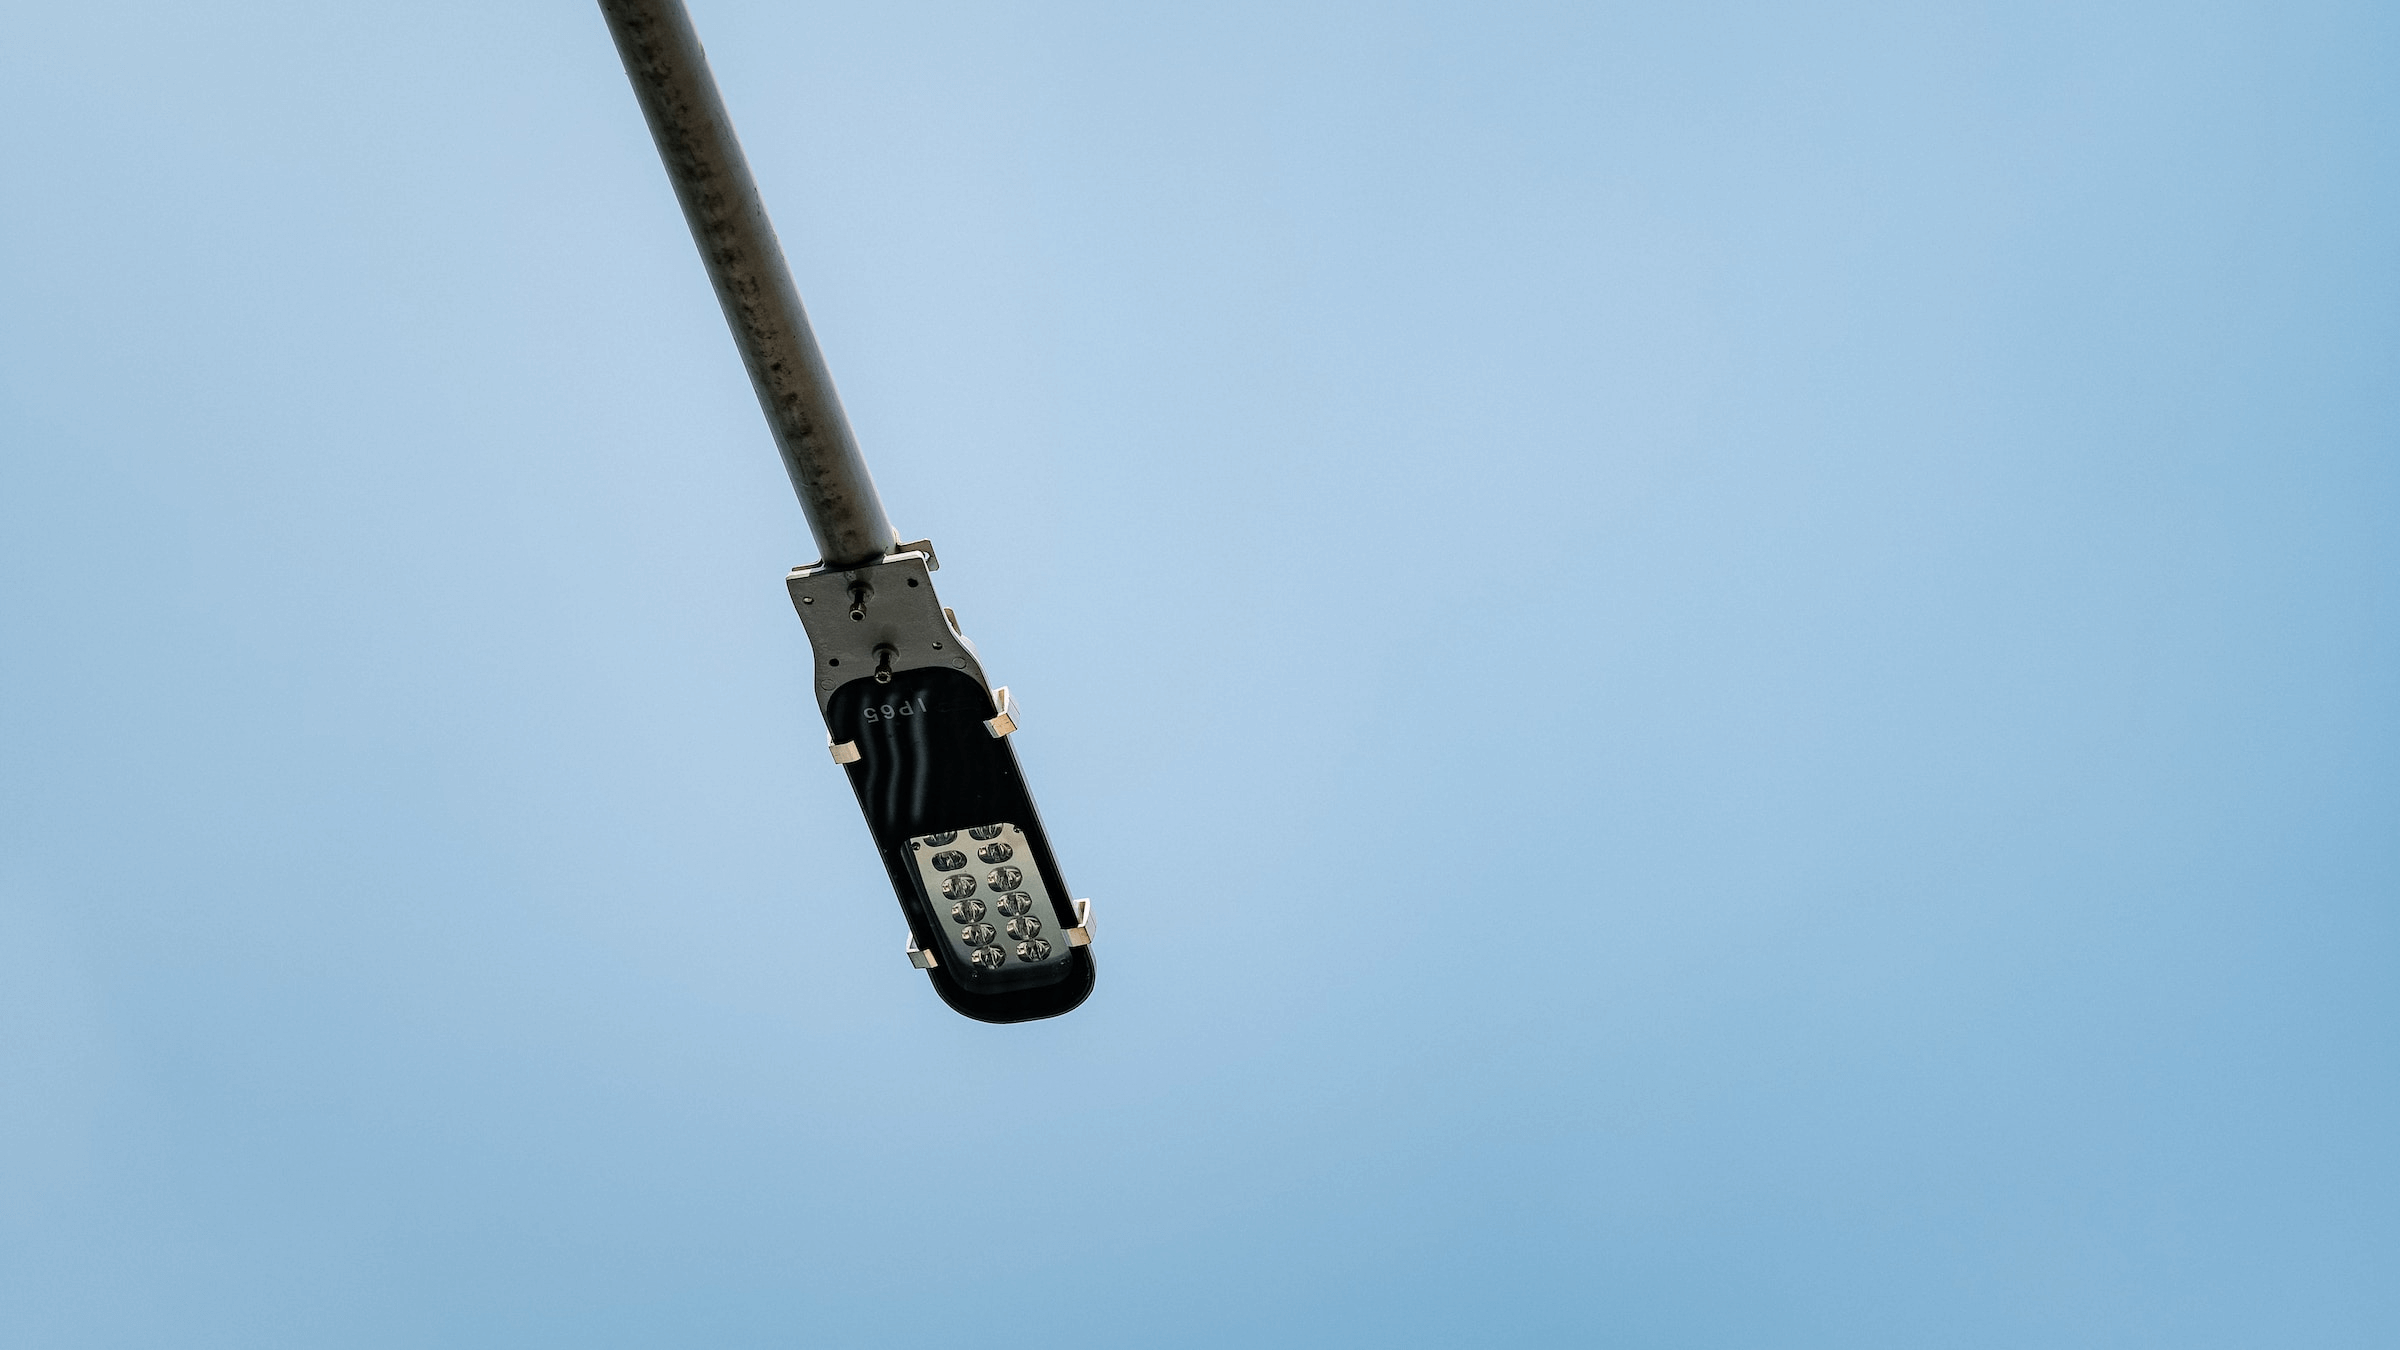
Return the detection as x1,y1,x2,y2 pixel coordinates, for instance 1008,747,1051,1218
598,0,894,568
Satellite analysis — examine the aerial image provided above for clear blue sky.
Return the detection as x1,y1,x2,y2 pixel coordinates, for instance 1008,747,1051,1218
2,2,2393,1345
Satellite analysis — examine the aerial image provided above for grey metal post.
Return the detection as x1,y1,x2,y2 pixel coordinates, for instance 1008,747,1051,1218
599,0,898,569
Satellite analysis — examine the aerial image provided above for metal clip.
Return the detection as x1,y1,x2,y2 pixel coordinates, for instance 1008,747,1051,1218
829,738,862,764
1065,898,1094,947
907,934,939,969
984,686,1019,739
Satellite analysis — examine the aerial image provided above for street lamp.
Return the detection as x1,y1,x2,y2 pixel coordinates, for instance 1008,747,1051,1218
598,0,1095,1022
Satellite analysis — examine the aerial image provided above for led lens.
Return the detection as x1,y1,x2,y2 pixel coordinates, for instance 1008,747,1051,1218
905,823,1069,985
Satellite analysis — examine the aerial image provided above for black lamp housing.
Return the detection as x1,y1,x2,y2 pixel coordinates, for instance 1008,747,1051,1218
792,545,1095,1024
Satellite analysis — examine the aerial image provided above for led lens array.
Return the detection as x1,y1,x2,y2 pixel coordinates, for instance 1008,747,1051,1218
907,822,1066,976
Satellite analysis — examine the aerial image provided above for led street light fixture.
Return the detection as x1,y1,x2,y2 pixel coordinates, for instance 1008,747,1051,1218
601,0,1095,1021
795,546,1095,1022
